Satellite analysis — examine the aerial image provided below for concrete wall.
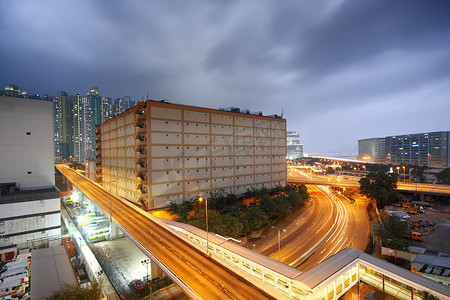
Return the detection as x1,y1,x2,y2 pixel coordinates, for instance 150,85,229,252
0,96,55,188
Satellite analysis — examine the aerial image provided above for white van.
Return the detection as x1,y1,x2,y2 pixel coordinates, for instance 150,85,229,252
0,276,26,298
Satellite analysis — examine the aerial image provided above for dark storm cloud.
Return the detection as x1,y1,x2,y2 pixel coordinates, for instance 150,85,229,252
1,0,449,153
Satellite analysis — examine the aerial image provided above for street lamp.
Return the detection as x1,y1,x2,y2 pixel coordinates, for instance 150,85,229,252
141,258,152,299
272,226,286,262
428,153,431,168
110,170,117,222
199,197,209,255
402,166,406,182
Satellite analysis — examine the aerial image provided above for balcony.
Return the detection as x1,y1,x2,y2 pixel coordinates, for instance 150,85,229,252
136,149,147,160
134,110,146,126
95,154,102,161
95,139,101,146
134,126,147,139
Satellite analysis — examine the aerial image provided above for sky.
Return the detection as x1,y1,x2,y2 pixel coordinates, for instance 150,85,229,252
1,0,449,154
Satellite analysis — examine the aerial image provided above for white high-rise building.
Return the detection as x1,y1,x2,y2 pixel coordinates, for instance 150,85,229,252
73,94,95,162
0,96,60,262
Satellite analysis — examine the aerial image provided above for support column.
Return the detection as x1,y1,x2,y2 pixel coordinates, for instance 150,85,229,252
151,260,163,278
109,222,121,237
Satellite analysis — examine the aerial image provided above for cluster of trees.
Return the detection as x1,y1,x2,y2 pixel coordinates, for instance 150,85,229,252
377,214,410,253
47,281,101,300
437,168,450,184
168,184,309,239
359,170,405,208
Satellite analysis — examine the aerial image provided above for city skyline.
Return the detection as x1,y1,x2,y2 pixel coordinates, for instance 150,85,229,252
1,0,449,153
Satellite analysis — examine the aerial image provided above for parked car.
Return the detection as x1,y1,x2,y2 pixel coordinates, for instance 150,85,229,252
129,279,146,292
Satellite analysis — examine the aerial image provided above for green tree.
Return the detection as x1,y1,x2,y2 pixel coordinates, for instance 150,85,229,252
359,171,404,208
378,214,409,240
243,206,268,231
168,201,193,223
436,168,450,184
46,281,101,300
215,213,244,239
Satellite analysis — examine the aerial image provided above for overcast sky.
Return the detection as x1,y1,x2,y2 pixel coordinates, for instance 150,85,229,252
1,0,449,154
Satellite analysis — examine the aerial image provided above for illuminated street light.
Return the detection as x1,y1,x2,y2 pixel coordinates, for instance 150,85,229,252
272,226,286,261
199,197,209,255
141,258,152,299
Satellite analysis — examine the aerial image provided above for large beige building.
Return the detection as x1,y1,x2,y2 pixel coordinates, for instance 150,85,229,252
96,100,287,210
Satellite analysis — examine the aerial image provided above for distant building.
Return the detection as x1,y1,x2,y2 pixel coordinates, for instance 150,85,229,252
0,96,60,262
287,131,303,159
54,91,75,162
358,131,450,168
386,131,450,168
358,138,386,163
113,96,135,116
96,101,287,209
73,94,95,162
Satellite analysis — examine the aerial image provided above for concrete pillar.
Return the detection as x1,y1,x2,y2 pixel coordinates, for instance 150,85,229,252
420,193,424,201
109,222,121,237
151,260,163,278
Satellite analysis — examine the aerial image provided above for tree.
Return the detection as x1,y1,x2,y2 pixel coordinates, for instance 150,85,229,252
215,213,244,239
378,214,409,240
436,168,450,184
47,281,101,300
243,206,268,231
378,214,411,264
359,171,404,208
168,201,193,223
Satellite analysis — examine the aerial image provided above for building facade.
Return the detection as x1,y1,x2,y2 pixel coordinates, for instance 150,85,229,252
357,138,386,163
386,132,449,168
286,131,303,160
0,96,60,262
358,131,450,167
96,101,287,209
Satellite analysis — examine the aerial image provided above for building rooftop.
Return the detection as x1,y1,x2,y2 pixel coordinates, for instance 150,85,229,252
0,186,60,204
31,246,78,299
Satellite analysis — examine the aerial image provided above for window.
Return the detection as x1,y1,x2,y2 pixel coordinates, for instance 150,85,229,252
26,132,31,135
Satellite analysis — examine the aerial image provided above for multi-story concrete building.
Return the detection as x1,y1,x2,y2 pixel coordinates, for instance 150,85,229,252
73,94,95,162
0,96,60,262
54,91,75,162
386,131,449,168
96,101,287,209
358,131,450,167
286,131,303,159
358,138,386,163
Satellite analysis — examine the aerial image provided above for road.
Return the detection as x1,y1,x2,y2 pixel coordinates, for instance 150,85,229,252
57,165,273,300
261,185,336,266
297,186,370,271
287,167,450,195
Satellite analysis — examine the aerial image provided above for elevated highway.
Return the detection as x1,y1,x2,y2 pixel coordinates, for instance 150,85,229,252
57,165,450,300
57,164,274,300
287,171,450,196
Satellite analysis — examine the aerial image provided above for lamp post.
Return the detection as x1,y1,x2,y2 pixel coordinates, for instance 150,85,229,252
141,258,151,299
428,153,431,168
199,197,209,255
402,166,406,182
272,226,286,261
110,170,117,222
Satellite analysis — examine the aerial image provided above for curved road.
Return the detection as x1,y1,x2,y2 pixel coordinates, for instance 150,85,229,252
261,185,337,266
57,165,274,300
297,186,369,271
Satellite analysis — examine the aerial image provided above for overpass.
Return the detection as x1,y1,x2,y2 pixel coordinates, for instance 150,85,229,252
57,165,450,299
287,173,450,196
